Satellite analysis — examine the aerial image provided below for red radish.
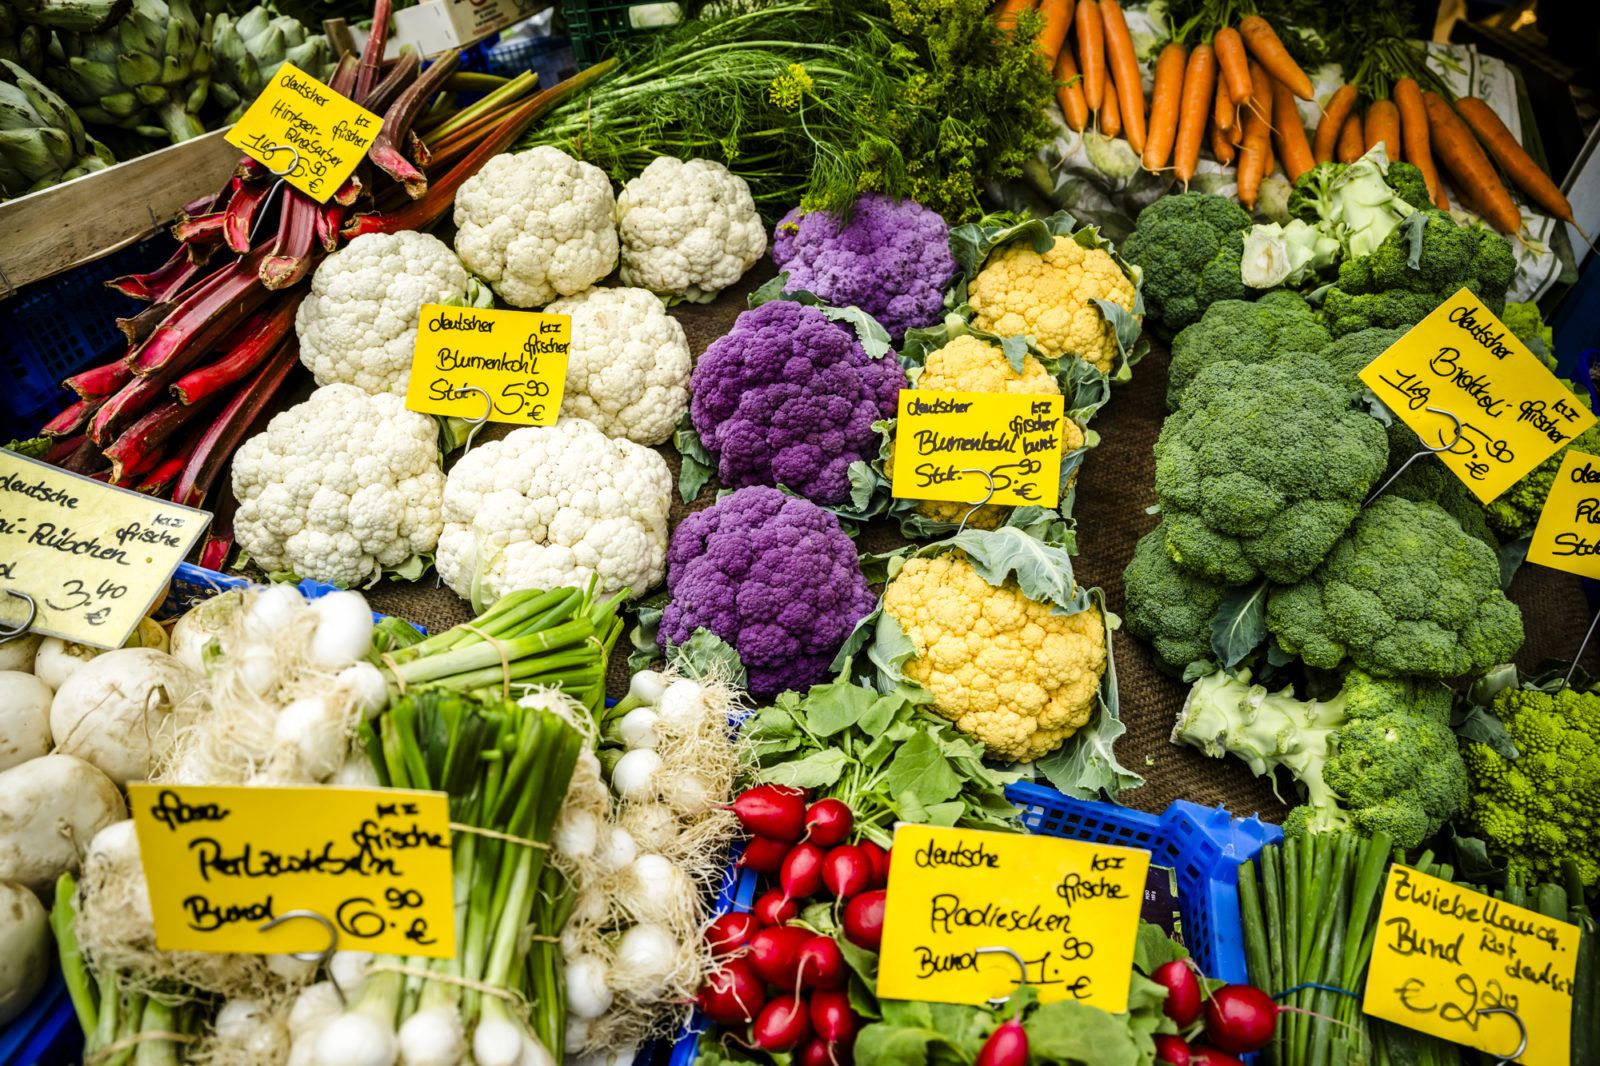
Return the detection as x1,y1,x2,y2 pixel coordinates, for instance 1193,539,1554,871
747,925,813,986
841,890,887,950
1152,959,1203,1027
1187,1048,1247,1066
804,799,854,846
781,842,827,901
857,839,890,886
707,912,760,956
697,958,767,1026
1203,985,1278,1054
752,994,813,1052
755,889,799,927
740,836,791,875
975,1018,1028,1066
731,785,808,842
794,1039,833,1066
1154,1034,1192,1065
796,934,848,989
821,845,874,899
809,988,860,1043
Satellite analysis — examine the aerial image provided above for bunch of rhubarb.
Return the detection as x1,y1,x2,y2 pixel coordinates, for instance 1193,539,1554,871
32,0,615,564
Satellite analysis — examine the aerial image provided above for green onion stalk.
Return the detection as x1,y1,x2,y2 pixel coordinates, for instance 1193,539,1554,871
50,875,196,1066
350,689,585,1061
372,580,626,718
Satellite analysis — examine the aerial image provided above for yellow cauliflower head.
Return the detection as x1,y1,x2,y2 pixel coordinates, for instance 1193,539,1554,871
967,235,1138,374
905,334,1086,530
882,551,1107,762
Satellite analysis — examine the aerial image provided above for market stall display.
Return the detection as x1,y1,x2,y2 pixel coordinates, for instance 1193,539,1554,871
1,0,1597,1063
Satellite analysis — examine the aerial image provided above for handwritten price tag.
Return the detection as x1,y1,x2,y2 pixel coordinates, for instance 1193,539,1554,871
1363,865,1579,1066
225,63,381,202
876,825,1148,1010
1526,450,1600,578
1358,288,1595,502
0,450,209,648
404,305,570,426
890,392,1065,509
130,784,455,958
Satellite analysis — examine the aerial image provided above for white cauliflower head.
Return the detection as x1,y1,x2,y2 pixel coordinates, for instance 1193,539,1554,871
231,384,446,588
437,418,671,603
453,146,619,308
296,231,472,395
614,156,766,303
546,286,690,446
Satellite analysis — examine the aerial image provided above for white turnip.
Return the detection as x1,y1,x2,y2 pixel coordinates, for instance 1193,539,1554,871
33,618,167,692
50,648,204,784
0,672,52,772
0,634,41,674
0,754,126,894
0,879,49,1025
170,589,243,672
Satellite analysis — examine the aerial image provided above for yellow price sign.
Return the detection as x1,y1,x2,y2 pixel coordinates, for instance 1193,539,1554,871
0,450,209,648
1363,866,1579,1066
404,304,570,426
1526,450,1600,578
129,784,456,959
226,63,382,202
876,825,1148,1010
890,391,1065,509
1358,287,1596,502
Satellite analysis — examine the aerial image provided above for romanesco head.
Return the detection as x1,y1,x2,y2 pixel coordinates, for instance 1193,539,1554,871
882,551,1106,762
967,235,1138,374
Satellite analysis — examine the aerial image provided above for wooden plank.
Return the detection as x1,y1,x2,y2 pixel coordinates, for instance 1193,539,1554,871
0,128,241,298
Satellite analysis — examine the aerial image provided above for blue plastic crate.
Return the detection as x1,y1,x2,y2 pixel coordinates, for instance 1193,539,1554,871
669,787,1281,1063
488,34,578,88
0,236,178,439
0,967,81,1066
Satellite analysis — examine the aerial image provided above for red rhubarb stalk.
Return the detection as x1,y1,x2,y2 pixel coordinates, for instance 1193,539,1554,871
334,169,363,206
354,0,392,102
127,254,272,376
65,360,133,400
223,180,273,252
407,129,431,166
116,301,175,345
174,339,301,508
368,48,460,194
236,156,271,182
136,453,186,496
260,193,320,289
104,394,219,482
42,397,99,437
181,192,216,217
46,434,85,464
172,297,303,405
314,201,345,252
362,45,421,117
89,373,169,445
107,244,194,301
172,211,227,244
344,59,618,239
62,436,104,475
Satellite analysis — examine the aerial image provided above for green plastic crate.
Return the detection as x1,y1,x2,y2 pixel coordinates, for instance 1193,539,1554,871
563,0,676,65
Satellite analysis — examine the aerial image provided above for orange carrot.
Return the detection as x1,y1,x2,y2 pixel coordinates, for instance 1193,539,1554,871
1262,129,1276,179
1210,114,1236,165
1054,38,1089,131
1100,0,1146,152
1271,77,1313,180
1142,42,1188,172
1214,78,1235,132
1239,15,1313,101
1363,99,1400,159
1423,91,1522,234
1213,26,1252,110
1247,58,1272,124
1337,112,1363,163
1455,95,1577,226
1314,84,1358,164
1036,0,1074,65
992,0,1036,27
1237,79,1272,207
1392,77,1445,209
1076,0,1105,112
1100,59,1122,137
1173,43,1216,184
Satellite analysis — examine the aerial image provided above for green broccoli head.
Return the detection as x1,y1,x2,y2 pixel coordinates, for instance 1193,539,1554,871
1122,523,1229,676
1174,666,1467,852
1266,496,1524,679
1321,211,1516,337
1315,327,1407,399
1380,421,1499,550
1288,159,1434,223
1483,379,1600,540
1121,192,1253,340
1382,161,1434,213
1462,685,1600,886
1167,291,1335,410
1155,359,1389,585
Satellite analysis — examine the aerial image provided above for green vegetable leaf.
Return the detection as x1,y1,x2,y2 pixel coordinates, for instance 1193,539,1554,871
868,609,920,687
1399,210,1429,270
1032,590,1142,801
760,747,849,789
1132,920,1189,975
1000,333,1030,374
1498,534,1530,589
626,591,666,674
1210,579,1269,670
853,1024,953,1066
666,627,747,687
806,683,881,736
923,800,965,826
1450,702,1521,759
941,526,1090,615
886,731,964,803
1025,998,1144,1066
673,416,716,504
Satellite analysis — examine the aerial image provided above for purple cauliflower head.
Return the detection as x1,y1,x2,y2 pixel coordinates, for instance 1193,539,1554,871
661,486,877,698
690,299,901,506
771,194,956,344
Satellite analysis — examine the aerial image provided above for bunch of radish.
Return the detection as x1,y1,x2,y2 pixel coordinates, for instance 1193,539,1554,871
1148,959,1279,1066
694,786,890,1063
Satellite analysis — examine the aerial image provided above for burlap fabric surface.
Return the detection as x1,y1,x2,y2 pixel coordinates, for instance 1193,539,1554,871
357,259,1599,822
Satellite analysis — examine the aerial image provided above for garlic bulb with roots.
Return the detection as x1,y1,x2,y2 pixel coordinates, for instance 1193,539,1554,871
396,1005,465,1066
311,1009,397,1066
654,678,709,730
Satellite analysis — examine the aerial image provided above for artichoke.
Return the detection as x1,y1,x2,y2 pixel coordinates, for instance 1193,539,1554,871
46,0,212,145
0,57,115,196
0,6,48,77
209,5,329,122
2,0,129,34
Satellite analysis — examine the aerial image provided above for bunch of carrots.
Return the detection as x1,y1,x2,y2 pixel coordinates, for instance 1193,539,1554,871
996,0,1583,242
